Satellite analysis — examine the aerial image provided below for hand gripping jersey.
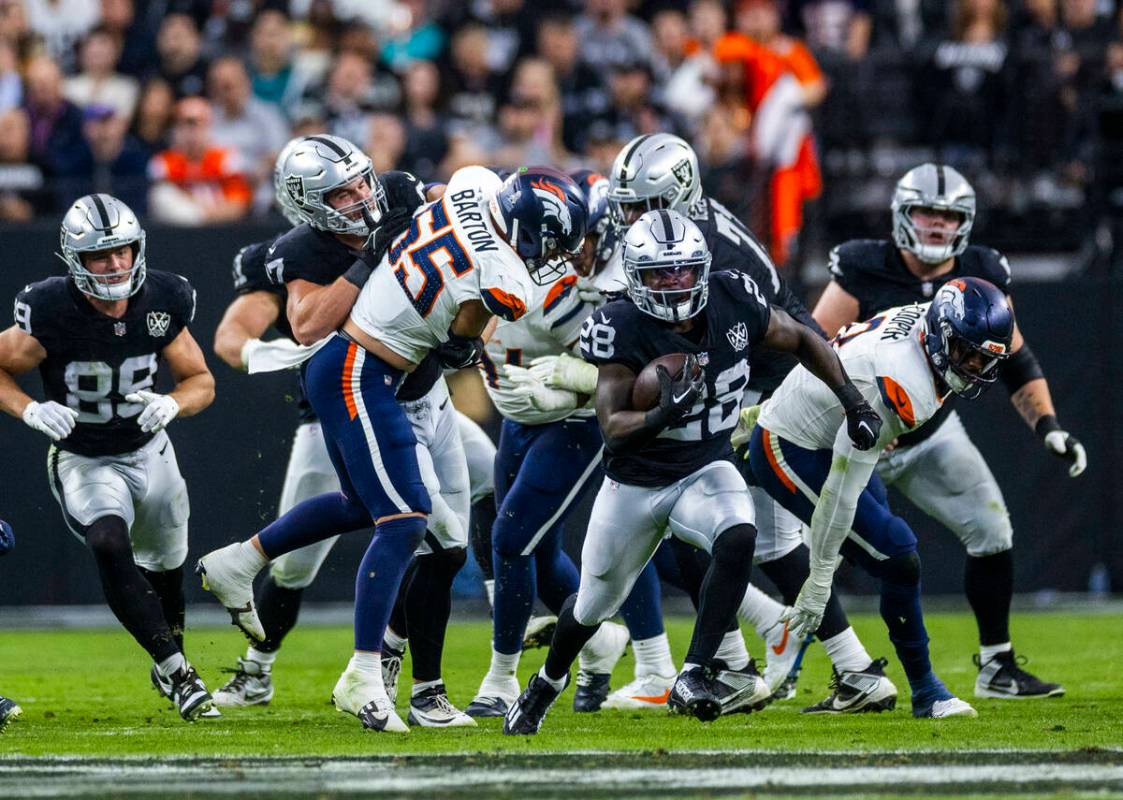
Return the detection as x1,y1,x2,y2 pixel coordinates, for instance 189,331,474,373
14,271,197,457
350,165,536,364
759,302,946,455
481,267,597,425
581,270,771,487
827,239,1011,444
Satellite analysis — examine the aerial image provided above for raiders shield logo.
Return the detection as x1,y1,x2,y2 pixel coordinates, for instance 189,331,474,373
285,174,306,204
671,158,694,188
726,321,748,351
147,311,171,337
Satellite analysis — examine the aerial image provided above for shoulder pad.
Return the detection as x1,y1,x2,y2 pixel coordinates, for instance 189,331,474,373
964,245,1012,291
13,277,68,336
830,240,889,279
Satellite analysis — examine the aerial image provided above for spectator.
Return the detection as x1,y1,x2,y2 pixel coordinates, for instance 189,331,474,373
652,7,716,132
0,38,21,113
574,0,654,74
318,49,378,145
737,0,828,108
24,0,100,72
868,0,948,52
23,54,91,180
248,9,307,115
131,77,175,152
786,0,873,61
698,105,756,229
536,13,611,153
366,111,407,173
0,107,52,220
68,103,149,212
64,27,140,122
589,58,682,146
399,59,449,179
444,24,504,139
380,0,446,72
156,13,209,98
489,58,571,169
207,56,288,191
457,0,536,76
148,96,252,225
101,0,158,78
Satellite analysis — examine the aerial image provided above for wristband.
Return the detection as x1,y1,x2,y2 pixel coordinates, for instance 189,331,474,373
343,260,373,289
833,381,865,413
1034,414,1061,439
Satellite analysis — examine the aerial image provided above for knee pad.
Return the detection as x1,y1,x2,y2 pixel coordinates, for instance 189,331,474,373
882,551,921,587
713,523,757,565
491,515,532,560
85,516,131,558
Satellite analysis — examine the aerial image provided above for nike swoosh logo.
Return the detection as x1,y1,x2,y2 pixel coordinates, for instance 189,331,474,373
633,690,671,704
771,623,790,655
159,443,169,455
672,389,695,405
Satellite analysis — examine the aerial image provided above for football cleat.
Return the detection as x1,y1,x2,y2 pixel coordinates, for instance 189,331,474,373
601,672,676,710
522,615,558,650
466,675,520,718
762,616,800,695
213,658,274,707
332,668,408,733
151,664,173,699
802,658,899,714
668,667,721,722
169,667,215,721
916,696,978,719
711,659,771,715
196,543,266,642
503,673,568,736
408,684,476,728
381,644,405,706
0,695,22,731
573,670,611,713
974,651,1064,699
577,621,629,675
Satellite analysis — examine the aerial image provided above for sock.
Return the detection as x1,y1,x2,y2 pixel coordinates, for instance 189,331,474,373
486,648,521,681
411,678,443,697
255,576,304,653
543,594,599,682
979,641,1012,663
965,550,1013,646
403,548,465,683
686,524,756,666
257,491,370,559
470,494,497,582
714,629,750,671
759,545,850,640
86,516,179,664
537,665,567,692
348,651,384,685
233,540,270,573
139,566,185,650
632,633,676,678
247,646,276,666
353,516,427,652
157,651,188,678
737,583,784,639
618,561,667,642
484,579,495,609
384,628,408,653
820,627,872,674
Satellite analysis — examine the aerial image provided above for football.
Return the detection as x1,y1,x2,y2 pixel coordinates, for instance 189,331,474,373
631,353,698,411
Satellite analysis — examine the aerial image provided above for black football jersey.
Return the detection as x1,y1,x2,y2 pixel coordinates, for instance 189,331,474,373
828,239,1013,445
581,270,771,487
15,271,196,457
689,196,823,396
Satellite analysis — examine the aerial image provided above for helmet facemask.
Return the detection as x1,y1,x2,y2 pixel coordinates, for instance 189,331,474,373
891,163,976,265
307,168,387,237
626,256,711,322
622,209,712,323
893,203,973,265
58,194,147,301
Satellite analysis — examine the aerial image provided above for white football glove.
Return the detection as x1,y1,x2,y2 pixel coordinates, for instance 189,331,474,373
779,579,831,641
125,390,180,433
240,337,304,372
730,404,761,450
504,364,580,413
22,400,78,441
1044,430,1087,477
528,353,598,395
575,276,605,304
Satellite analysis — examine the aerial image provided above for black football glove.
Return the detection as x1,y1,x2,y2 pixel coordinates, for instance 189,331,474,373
835,382,882,450
435,332,485,370
652,354,705,426
363,206,413,264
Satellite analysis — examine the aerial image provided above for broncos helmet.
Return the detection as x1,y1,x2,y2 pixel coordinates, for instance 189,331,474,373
569,168,612,276
490,166,588,285
892,163,976,265
924,277,1013,399
622,209,711,322
276,134,387,237
58,193,147,300
607,133,702,231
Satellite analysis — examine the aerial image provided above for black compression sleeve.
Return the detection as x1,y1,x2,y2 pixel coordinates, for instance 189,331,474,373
1000,344,1045,394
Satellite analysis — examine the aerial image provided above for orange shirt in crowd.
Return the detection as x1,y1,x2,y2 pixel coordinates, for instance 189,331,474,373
148,148,253,208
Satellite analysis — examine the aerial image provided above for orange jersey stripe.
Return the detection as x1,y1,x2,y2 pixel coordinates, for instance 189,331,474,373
342,342,358,421
483,287,528,321
763,428,797,493
877,375,916,428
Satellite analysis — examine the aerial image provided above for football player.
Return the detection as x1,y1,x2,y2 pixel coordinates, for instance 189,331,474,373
199,165,588,732
747,278,1015,718
0,518,20,732
0,195,216,721
536,134,889,711
811,164,1079,698
502,209,881,735
204,135,483,727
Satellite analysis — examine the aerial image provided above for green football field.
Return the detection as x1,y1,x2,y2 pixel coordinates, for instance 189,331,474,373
2,610,1121,797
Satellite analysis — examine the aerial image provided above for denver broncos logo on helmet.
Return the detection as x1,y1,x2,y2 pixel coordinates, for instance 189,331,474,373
529,179,573,238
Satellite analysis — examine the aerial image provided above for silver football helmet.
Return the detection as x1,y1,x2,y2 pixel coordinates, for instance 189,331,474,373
275,134,386,236
608,133,702,232
891,163,975,265
58,194,146,300
622,209,711,322
273,136,306,227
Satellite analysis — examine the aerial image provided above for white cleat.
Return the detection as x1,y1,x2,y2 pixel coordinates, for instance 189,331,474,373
522,615,558,649
466,676,520,718
408,684,477,728
601,672,676,710
578,621,630,674
381,645,405,706
712,660,772,715
212,658,274,707
762,616,801,697
332,669,408,733
195,543,266,642
923,697,978,719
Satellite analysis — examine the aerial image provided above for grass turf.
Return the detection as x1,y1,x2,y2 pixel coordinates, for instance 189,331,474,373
1,611,1120,757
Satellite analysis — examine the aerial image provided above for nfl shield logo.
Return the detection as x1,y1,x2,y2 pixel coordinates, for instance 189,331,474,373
726,321,748,351
113,321,127,336
147,311,171,337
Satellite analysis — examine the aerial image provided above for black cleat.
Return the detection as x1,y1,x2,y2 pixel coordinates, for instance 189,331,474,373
169,667,214,721
503,673,568,735
710,659,772,715
802,657,899,714
0,695,22,731
974,650,1064,699
573,670,611,713
668,667,721,722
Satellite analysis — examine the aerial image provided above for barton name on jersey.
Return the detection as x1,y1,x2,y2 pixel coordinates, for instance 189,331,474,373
14,271,196,456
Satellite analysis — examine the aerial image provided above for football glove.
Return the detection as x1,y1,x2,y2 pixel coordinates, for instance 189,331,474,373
654,354,704,425
435,332,485,370
125,390,180,433
575,276,605,304
0,519,14,556
22,400,78,441
780,580,831,640
731,404,761,450
1044,430,1087,477
505,364,581,413
528,353,598,395
835,384,881,451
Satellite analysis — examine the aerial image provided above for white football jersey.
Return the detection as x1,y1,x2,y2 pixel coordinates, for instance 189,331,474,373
482,267,597,425
759,303,947,452
350,165,536,364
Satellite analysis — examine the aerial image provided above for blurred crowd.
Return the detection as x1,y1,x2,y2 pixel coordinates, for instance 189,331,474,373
1,0,1121,269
